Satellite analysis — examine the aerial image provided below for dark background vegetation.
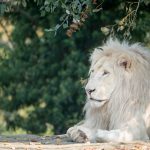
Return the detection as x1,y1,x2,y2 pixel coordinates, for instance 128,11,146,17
0,0,149,135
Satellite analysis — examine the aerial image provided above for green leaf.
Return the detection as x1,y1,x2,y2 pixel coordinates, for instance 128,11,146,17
0,4,6,14
55,24,60,30
92,8,102,13
45,6,50,12
66,10,70,14
44,0,50,5
22,0,27,7
41,10,46,16
45,28,55,32
143,0,150,5
63,23,68,29
60,14,66,21
61,3,67,9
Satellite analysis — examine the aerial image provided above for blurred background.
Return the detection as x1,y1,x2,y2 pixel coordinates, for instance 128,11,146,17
0,0,149,135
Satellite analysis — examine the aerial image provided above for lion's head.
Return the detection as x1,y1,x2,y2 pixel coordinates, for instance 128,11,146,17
85,38,150,108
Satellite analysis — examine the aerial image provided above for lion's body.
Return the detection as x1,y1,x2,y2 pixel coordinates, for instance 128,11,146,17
67,38,150,143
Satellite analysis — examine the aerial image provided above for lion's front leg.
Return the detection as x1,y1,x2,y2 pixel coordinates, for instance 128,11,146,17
96,129,148,142
67,125,96,143
95,129,124,142
96,118,149,142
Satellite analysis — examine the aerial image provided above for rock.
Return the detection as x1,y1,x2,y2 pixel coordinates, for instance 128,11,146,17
0,134,149,150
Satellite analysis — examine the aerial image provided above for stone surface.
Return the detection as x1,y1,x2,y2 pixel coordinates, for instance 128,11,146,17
0,134,149,150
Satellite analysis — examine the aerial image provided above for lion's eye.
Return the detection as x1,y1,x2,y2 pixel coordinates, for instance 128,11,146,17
103,70,109,76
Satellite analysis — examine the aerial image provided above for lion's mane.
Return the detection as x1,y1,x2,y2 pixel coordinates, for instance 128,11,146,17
84,38,150,137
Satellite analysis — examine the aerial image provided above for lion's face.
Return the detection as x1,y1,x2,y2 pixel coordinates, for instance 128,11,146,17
85,56,117,107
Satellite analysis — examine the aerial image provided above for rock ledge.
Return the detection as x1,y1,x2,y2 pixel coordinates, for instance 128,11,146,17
0,134,149,150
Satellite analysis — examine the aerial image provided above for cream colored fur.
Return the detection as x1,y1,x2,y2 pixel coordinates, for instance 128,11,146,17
67,38,150,143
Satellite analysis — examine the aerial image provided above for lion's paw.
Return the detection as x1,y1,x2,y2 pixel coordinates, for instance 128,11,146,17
67,126,89,143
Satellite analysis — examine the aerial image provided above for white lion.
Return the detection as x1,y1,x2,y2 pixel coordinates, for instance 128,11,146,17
67,38,150,143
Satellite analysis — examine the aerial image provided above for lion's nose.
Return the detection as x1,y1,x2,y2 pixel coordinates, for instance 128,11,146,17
86,89,95,95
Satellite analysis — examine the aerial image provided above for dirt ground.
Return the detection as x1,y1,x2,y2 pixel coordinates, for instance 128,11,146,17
0,134,150,150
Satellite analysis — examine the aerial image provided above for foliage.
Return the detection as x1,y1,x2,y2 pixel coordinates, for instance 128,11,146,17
1,0,150,37
0,2,91,134
0,0,149,135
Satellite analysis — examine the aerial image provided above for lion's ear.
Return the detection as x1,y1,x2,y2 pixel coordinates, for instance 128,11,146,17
118,57,131,70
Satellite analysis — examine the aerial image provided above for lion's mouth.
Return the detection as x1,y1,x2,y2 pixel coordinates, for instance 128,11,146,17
90,98,107,102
